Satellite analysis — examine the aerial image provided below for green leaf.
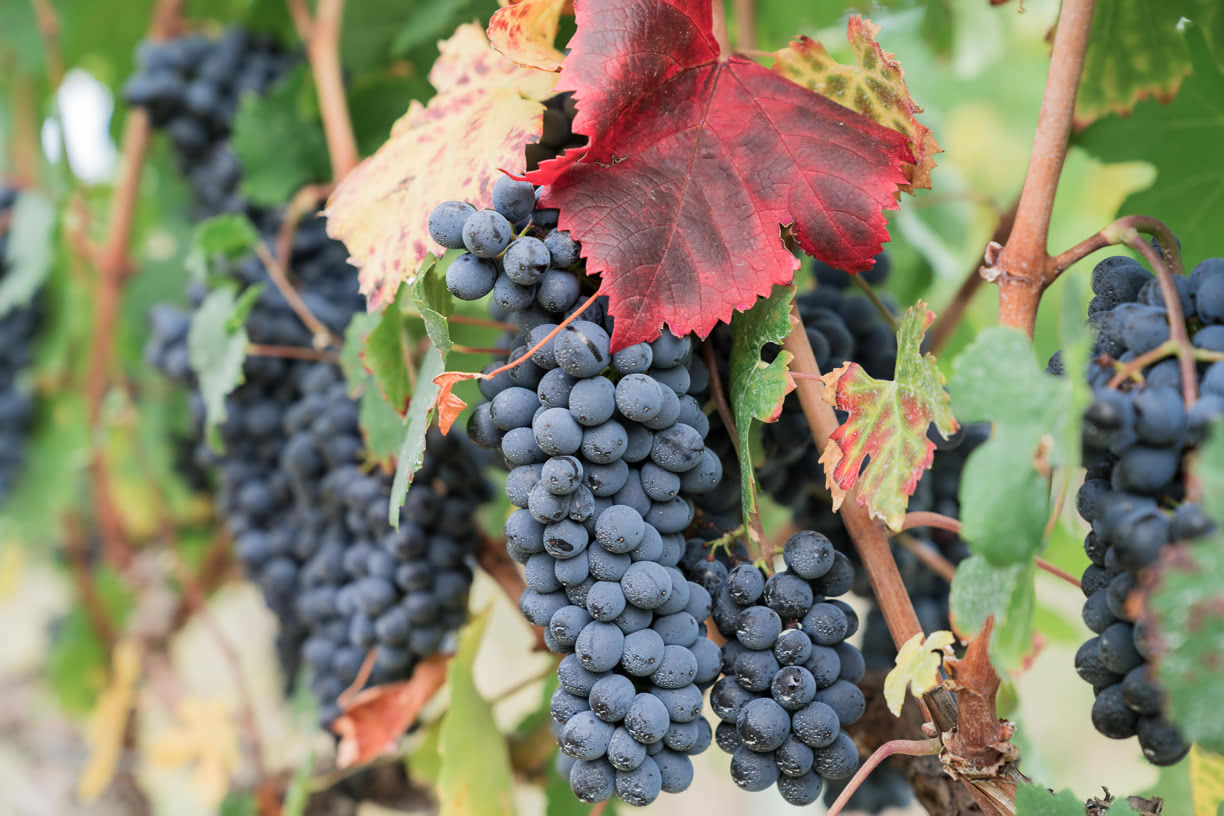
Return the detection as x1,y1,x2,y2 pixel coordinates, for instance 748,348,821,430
437,611,516,816
340,312,380,396
46,568,134,714
218,792,258,816
822,302,955,531
364,296,415,415
1077,27,1224,261
406,719,444,788
0,191,55,316
949,556,1035,671
186,214,260,282
412,254,453,354
1148,426,1224,754
729,285,795,540
390,0,477,56
0,393,89,539
282,751,314,816
389,347,445,527
1014,784,1086,816
959,426,1049,564
231,65,330,206
360,387,406,466
348,73,434,158
188,285,263,449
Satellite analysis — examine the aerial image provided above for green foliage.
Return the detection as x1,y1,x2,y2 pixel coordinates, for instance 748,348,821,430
728,285,795,537
348,73,433,156
389,346,444,527
186,214,260,282
1148,425,1224,754
339,312,380,395
949,556,1035,670
46,568,134,714
231,65,330,207
1,392,88,538
1078,27,1224,261
1014,784,1088,816
412,254,453,354
364,289,416,415
0,190,54,315
359,387,406,465
187,285,263,449
282,751,314,816
437,612,516,816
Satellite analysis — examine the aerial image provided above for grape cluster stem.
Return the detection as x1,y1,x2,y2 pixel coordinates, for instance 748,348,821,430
825,738,941,816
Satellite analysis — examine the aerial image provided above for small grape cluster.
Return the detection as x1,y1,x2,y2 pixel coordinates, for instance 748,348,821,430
429,180,728,806
280,365,491,727
1062,253,1224,766
123,30,295,216
0,188,40,505
698,531,865,806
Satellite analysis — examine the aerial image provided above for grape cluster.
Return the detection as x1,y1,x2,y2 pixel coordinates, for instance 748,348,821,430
148,206,492,724
701,531,866,806
123,30,295,216
1062,254,1224,766
431,183,728,806
0,188,40,505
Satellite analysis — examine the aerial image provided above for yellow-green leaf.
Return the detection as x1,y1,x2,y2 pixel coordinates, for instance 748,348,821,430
148,698,241,809
78,639,143,803
882,630,955,716
1190,745,1224,816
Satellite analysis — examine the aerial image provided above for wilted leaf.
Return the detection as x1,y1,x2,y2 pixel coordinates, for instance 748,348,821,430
883,630,955,716
488,0,569,71
438,612,516,816
390,348,449,527
1190,745,1224,816
729,286,796,537
0,190,55,316
523,0,912,350
332,653,450,767
431,370,478,436
773,15,941,191
326,23,558,309
819,302,956,531
149,698,240,809
188,285,264,449
78,640,142,803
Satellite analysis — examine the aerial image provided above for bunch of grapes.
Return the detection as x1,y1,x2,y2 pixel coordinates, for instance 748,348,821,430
1062,253,1224,766
0,188,40,505
123,29,295,217
701,531,865,805
429,181,731,806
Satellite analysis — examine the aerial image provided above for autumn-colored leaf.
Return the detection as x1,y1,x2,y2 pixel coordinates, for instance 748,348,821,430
432,371,478,434
819,302,957,531
488,0,569,72
1191,745,1224,816
332,653,451,768
148,698,240,809
773,15,941,191
523,0,913,351
325,23,558,310
78,639,142,803
883,630,955,716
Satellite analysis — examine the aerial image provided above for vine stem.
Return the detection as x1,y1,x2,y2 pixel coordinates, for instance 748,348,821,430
825,738,942,816
701,341,768,564
289,0,359,180
896,533,957,582
987,0,1097,334
901,511,962,534
246,343,340,363
732,0,756,51
9,73,40,187
254,241,343,348
1036,557,1081,589
849,274,899,332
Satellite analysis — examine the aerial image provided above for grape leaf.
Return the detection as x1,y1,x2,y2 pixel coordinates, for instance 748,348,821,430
1190,746,1224,816
333,654,450,767
359,388,405,469
1077,28,1224,260
488,0,569,72
325,23,558,310
390,348,447,528
1014,784,1086,816
188,285,264,450
148,698,240,809
1148,425,1224,755
431,371,478,435
0,191,54,316
949,556,1036,671
282,751,314,816
412,253,454,354
361,289,415,415
729,285,796,538
522,0,913,351
772,15,941,191
340,312,380,397
78,640,142,803
231,65,330,207
46,567,134,715
818,302,956,531
437,612,516,816
883,630,954,716
185,214,260,283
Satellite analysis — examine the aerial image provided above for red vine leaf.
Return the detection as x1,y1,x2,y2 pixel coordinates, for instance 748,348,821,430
772,16,941,192
523,0,914,351
331,654,450,768
487,0,570,72
432,371,477,434
819,302,957,531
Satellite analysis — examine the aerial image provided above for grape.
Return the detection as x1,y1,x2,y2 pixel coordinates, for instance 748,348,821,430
654,749,694,794
736,606,783,650
567,376,615,426
607,726,648,771
776,735,815,778
587,580,628,622
1092,684,1139,739
462,209,513,257
429,201,477,249
730,745,779,792
1074,638,1123,687
1137,717,1190,766
726,564,765,604
737,697,791,751
615,755,662,806
492,175,536,223
763,572,814,619
575,621,626,672
810,552,855,597
735,648,781,692
581,420,628,464
621,560,673,609
1098,622,1144,674
783,530,835,579
493,273,536,312
537,270,581,313
569,758,616,803
503,237,551,285
554,320,611,377
550,604,594,649
802,602,849,646
771,665,817,711
536,368,576,409
774,629,814,667
650,330,691,369
623,693,670,744
813,679,865,727
1133,386,1187,444
534,407,584,456
521,589,569,628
